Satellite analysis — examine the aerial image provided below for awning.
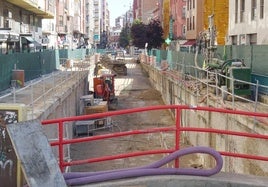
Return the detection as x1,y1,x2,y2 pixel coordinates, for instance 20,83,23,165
23,36,35,42
182,40,196,46
22,36,42,50
0,31,19,42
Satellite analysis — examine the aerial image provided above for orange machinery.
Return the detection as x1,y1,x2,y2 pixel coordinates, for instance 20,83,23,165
93,74,117,110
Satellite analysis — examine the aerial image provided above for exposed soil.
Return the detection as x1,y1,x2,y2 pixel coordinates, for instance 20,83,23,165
70,59,198,174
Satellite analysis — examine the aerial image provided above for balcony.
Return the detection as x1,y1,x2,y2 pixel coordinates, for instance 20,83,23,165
6,0,54,19
57,26,67,34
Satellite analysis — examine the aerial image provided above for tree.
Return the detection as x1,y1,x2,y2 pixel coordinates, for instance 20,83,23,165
146,19,164,50
119,27,130,48
130,19,164,50
130,20,147,49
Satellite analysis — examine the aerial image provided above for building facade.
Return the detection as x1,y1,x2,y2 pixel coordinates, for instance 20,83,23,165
93,0,110,49
203,0,229,45
85,0,95,47
0,0,54,53
133,0,158,23
185,0,204,41
228,0,266,45
170,0,186,40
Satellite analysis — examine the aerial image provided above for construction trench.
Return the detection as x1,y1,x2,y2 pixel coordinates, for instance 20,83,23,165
1,54,268,186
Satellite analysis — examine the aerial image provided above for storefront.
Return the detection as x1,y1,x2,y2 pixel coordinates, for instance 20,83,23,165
0,30,19,54
20,35,42,52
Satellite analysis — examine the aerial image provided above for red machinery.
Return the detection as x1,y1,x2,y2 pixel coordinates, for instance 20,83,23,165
93,74,118,109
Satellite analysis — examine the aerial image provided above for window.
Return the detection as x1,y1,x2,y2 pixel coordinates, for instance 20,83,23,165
187,18,189,30
182,6,186,18
251,0,257,20
260,0,264,19
3,9,12,18
189,17,192,30
231,35,238,45
249,33,257,45
189,0,192,9
235,0,238,23
182,25,186,36
240,34,246,45
59,15,63,26
240,0,245,22
192,0,195,9
192,16,195,30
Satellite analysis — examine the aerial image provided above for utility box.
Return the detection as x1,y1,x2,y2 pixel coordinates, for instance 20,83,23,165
227,67,251,96
12,69,25,87
74,98,108,136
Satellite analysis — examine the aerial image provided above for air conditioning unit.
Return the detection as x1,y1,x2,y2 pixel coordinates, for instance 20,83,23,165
4,19,13,28
0,16,3,27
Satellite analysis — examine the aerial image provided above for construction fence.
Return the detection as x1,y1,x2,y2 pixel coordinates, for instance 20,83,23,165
148,45,268,94
0,48,94,92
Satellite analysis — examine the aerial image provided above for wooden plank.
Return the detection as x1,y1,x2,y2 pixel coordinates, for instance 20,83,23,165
6,120,67,187
84,101,108,114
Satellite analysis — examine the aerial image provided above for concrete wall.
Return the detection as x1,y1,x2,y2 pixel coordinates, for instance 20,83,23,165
39,71,90,164
141,62,268,177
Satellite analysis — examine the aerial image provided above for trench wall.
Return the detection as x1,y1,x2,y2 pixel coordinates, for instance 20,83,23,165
141,62,268,177
40,72,89,161
0,70,90,186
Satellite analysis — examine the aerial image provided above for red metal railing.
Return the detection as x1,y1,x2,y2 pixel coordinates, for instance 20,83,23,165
41,105,268,172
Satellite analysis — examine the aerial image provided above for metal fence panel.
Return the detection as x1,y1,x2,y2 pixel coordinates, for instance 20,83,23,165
252,45,268,76
16,53,42,81
0,54,16,90
0,51,58,91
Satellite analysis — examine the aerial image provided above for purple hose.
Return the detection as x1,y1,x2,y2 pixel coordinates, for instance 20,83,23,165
64,146,223,186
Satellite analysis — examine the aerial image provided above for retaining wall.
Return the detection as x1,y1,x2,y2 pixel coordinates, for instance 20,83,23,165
141,62,268,177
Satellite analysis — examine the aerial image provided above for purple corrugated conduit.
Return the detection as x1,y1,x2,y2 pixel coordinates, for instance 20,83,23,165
64,146,223,186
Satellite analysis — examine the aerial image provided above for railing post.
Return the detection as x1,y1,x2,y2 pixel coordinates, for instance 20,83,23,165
53,72,55,102
231,76,235,109
58,121,64,172
12,86,16,103
30,81,34,119
175,105,182,168
42,75,46,109
206,69,209,106
254,80,259,130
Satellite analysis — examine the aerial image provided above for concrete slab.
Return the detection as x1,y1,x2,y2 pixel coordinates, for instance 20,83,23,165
7,120,67,187
76,172,268,187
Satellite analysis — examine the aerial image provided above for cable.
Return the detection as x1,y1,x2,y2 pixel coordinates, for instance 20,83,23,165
63,146,223,186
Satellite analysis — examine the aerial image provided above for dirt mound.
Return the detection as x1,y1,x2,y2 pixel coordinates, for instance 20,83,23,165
137,88,162,100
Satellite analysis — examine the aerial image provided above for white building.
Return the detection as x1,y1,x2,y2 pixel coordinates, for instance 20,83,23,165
93,0,101,45
85,0,95,47
41,0,57,49
228,0,267,45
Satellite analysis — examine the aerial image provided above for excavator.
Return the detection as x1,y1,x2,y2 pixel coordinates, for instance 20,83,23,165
95,50,127,76
93,73,118,110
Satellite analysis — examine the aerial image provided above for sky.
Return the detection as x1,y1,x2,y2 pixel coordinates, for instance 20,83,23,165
107,0,133,27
